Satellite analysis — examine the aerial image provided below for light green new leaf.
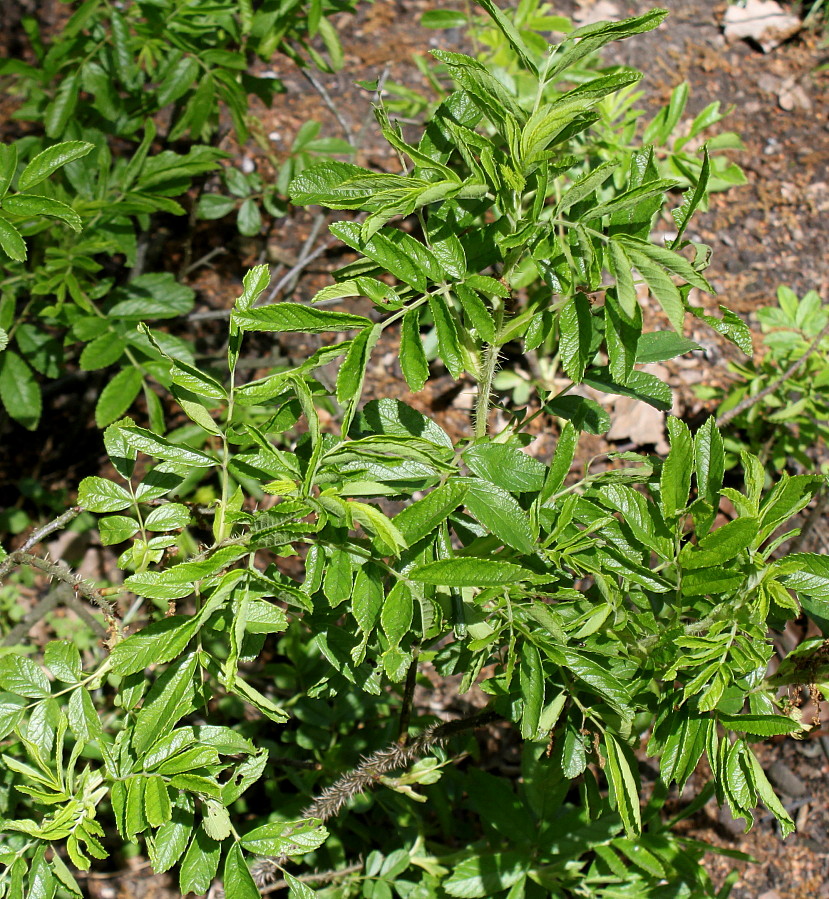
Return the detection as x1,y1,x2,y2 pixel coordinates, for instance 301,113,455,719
350,500,406,554
541,421,577,503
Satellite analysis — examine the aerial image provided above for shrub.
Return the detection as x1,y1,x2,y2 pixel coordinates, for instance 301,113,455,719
0,6,826,898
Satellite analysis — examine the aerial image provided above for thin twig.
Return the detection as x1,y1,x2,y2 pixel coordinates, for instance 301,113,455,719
300,68,353,140
183,245,228,277
716,317,829,427
17,507,82,557
259,862,363,895
263,213,329,303
249,710,500,888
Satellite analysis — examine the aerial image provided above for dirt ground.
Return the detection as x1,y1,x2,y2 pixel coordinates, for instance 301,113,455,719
3,0,829,896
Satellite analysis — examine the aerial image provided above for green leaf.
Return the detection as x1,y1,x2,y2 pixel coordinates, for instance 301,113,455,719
604,732,641,837
133,653,198,756
108,273,196,319
444,851,528,898
78,476,133,513
0,655,50,698
693,416,724,518
679,517,757,569
747,751,794,837
608,240,638,320
157,55,200,107
144,775,173,828
636,331,701,364
681,568,745,597
462,479,536,554
717,713,802,736
545,395,609,435
2,194,82,231
284,871,317,899
241,819,328,857
400,307,429,391
520,641,544,740
44,73,80,137
223,843,260,898
0,217,26,261
559,292,593,383
476,0,538,74
80,333,128,370
199,194,236,219
409,558,541,587
180,830,222,896
780,553,829,598
233,303,370,333
119,425,215,467
394,482,468,546
381,580,414,648
349,398,453,450
0,350,40,427
350,500,406,554
541,421,577,502
428,294,464,379
0,693,27,740
237,197,262,236
67,687,102,742
110,616,200,676
44,641,82,683
337,323,381,407
0,143,17,199
96,367,143,427
661,417,692,518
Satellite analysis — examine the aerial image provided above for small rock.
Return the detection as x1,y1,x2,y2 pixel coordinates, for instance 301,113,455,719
758,891,783,899
766,759,806,797
723,0,801,53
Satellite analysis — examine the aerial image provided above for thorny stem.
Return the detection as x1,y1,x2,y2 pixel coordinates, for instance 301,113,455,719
259,862,364,895
0,552,121,642
248,710,500,889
